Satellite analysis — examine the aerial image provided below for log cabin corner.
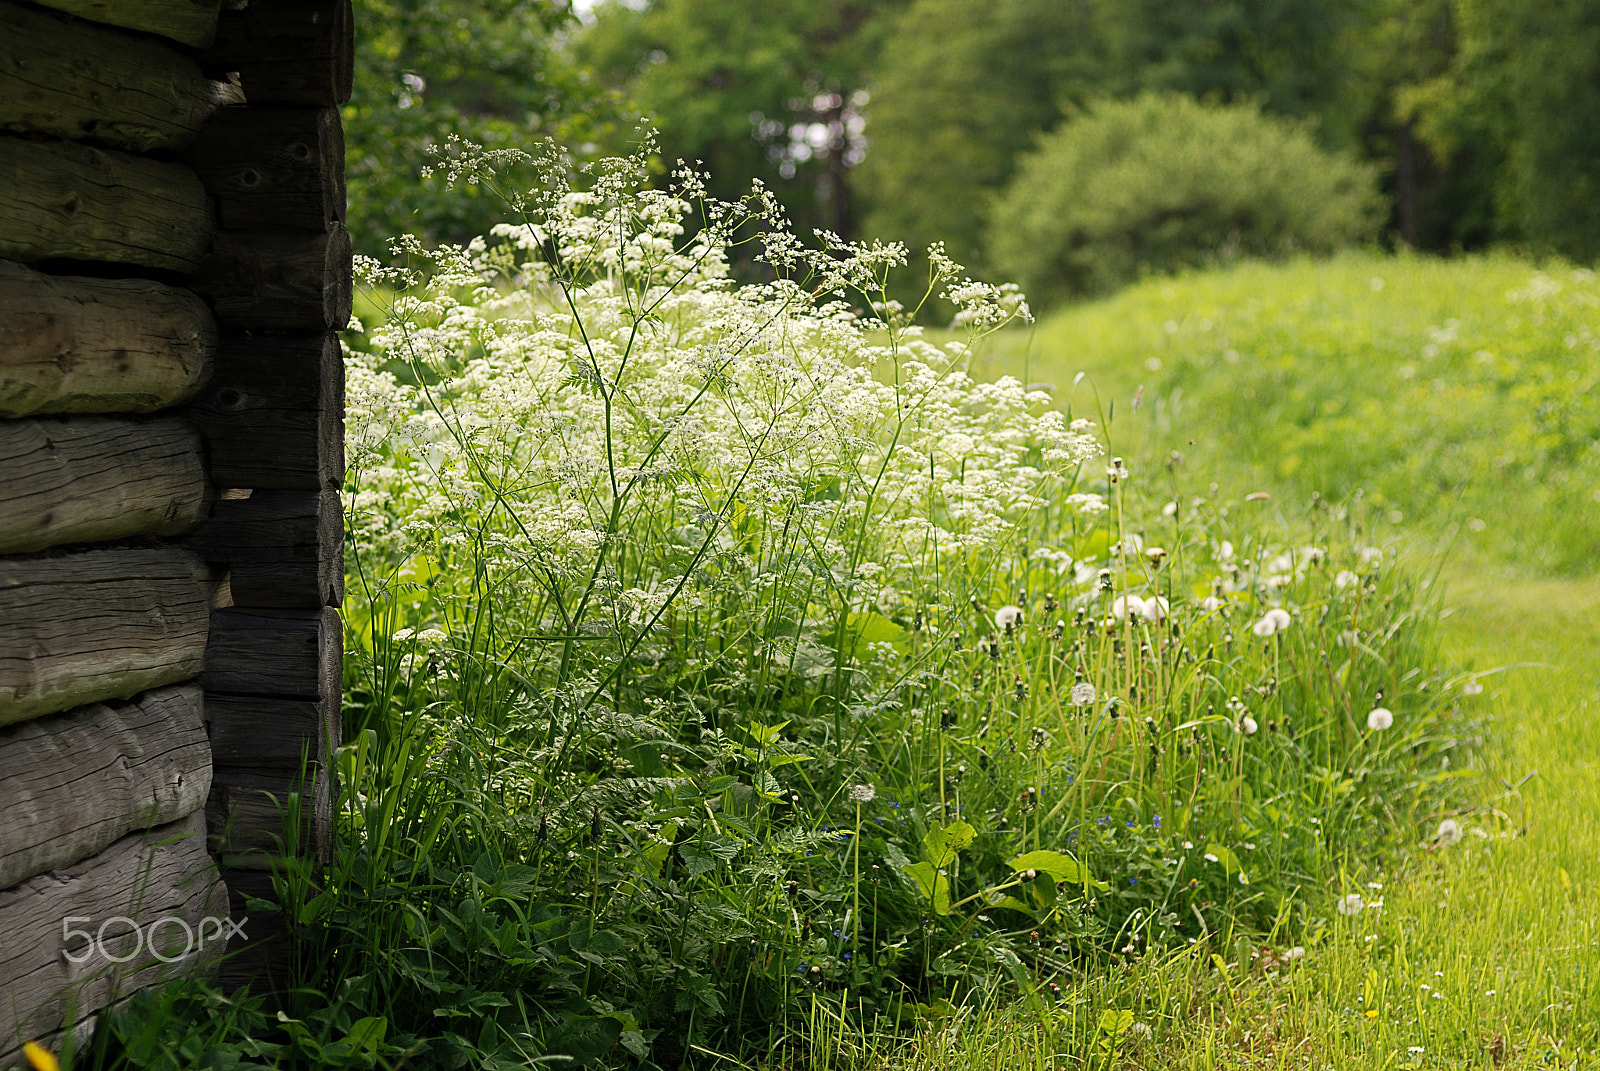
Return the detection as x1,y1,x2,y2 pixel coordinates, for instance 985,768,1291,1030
0,0,352,1058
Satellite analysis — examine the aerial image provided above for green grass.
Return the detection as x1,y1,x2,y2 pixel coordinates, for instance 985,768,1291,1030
971,250,1600,576
786,252,1600,1069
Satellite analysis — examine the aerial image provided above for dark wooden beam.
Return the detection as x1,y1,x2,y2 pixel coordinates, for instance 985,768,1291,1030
186,106,345,233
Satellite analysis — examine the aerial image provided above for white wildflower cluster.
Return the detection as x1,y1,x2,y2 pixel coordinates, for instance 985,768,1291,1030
344,150,1097,663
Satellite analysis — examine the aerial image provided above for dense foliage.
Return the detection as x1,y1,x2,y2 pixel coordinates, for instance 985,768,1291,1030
986,95,1382,304
70,151,1464,1069
343,0,619,252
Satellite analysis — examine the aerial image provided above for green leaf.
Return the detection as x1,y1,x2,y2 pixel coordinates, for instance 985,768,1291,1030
1097,1008,1134,1036
923,820,975,868
545,1014,622,1067
743,720,790,746
1008,849,1089,885
1204,843,1248,884
902,861,952,914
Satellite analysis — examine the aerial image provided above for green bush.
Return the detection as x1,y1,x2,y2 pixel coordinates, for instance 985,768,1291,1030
986,93,1383,305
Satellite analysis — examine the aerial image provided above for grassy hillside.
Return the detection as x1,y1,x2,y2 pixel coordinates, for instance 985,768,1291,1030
969,252,1600,576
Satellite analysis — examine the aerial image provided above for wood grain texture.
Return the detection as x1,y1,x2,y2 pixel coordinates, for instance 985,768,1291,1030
0,684,210,891
189,489,343,608
192,224,352,330
187,332,344,491
0,261,215,418
0,813,226,1063
186,106,345,232
205,693,336,769
208,764,331,869
0,548,210,727
25,0,221,49
0,0,223,153
203,606,340,700
217,867,291,993
206,0,353,105
0,136,214,272
0,416,209,553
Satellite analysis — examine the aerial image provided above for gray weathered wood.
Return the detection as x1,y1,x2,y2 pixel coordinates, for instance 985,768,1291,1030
186,106,345,232
0,0,225,153
187,332,344,491
189,490,343,607
0,416,209,554
25,0,222,49
193,223,352,330
0,136,214,272
0,813,226,1064
203,607,340,700
0,548,210,727
206,0,353,106
0,261,215,418
0,684,211,892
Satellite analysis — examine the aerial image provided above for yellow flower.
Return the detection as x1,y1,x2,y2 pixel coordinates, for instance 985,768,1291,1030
1365,1009,1380,1020
24,1041,60,1071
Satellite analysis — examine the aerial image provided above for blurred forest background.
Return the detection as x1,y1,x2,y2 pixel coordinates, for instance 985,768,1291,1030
345,0,1600,306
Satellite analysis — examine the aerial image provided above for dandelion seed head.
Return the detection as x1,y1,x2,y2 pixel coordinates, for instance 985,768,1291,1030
993,605,1022,631
1435,818,1463,845
1366,707,1394,731
1336,892,1364,916
1070,681,1096,707
848,784,876,804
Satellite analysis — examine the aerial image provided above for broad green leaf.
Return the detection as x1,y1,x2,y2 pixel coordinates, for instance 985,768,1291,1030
1097,1008,1134,1036
1008,850,1088,885
743,720,789,746
1204,843,1248,883
923,820,975,868
902,861,952,915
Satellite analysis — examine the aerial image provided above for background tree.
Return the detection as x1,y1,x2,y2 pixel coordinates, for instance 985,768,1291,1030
345,0,618,254
576,0,906,240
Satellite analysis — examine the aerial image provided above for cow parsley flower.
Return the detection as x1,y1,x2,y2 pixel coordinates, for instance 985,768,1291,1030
1366,707,1394,731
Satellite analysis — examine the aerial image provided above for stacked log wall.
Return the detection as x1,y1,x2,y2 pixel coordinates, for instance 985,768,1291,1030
0,0,350,1055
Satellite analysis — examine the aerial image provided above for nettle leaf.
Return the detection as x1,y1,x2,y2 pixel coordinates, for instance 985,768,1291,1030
922,820,975,868
678,845,716,879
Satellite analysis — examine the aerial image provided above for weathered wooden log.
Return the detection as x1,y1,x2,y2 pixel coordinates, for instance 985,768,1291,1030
208,764,331,869
0,136,214,272
187,332,344,491
0,261,215,418
0,684,210,892
0,548,210,727
0,813,226,1063
25,0,222,50
206,693,338,770
206,0,353,106
189,489,343,608
0,0,225,153
0,416,209,554
217,867,292,994
191,224,352,330
203,606,340,700
186,106,345,232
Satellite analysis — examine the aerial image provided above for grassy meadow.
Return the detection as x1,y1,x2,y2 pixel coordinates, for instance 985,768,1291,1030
823,252,1600,1070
